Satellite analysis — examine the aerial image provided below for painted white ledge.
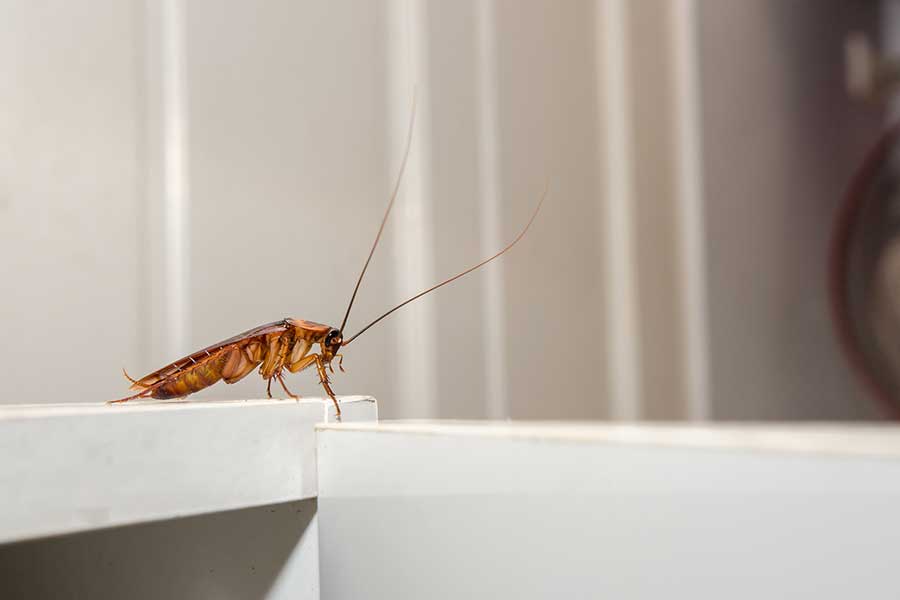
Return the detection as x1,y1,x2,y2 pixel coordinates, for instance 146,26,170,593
319,420,900,457
0,395,376,545
316,421,900,599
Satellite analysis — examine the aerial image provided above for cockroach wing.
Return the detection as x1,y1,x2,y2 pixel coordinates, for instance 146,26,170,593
130,320,290,390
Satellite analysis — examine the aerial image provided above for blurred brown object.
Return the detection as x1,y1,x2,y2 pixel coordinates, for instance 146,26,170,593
830,123,900,416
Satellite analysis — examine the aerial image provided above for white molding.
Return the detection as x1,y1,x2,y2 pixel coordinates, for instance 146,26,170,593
598,0,642,420
144,0,190,365
161,0,190,359
474,0,509,419
319,420,900,458
387,0,438,417
671,0,711,420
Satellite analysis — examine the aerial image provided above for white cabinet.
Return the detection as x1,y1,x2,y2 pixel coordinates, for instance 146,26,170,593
0,397,375,600
4,404,900,598
318,421,900,599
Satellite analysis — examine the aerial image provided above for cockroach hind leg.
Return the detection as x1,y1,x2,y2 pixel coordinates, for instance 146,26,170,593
107,388,152,404
121,367,139,385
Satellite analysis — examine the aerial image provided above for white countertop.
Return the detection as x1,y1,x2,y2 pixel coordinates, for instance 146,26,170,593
0,396,376,544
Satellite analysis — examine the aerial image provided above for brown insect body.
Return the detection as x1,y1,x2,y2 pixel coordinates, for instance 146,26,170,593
113,319,343,410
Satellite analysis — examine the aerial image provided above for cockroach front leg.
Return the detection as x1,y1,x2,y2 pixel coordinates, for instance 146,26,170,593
314,355,342,421
266,377,273,399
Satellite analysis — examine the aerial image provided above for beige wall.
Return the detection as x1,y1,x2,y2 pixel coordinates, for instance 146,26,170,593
0,1,144,406
0,0,883,420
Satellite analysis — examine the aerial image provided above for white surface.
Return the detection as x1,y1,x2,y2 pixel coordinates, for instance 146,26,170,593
0,395,375,545
317,421,900,599
0,0,143,406
321,419,900,457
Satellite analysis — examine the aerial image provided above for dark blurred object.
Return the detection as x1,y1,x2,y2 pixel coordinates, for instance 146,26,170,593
830,123,900,417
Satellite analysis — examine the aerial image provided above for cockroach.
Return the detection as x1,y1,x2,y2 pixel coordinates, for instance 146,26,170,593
111,99,545,420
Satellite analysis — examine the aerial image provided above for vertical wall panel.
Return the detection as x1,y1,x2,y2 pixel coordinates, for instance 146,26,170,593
628,1,689,419
598,0,642,420
422,1,489,419
671,0,712,421
385,0,439,418
0,1,142,403
474,0,512,420
144,0,191,368
495,0,609,419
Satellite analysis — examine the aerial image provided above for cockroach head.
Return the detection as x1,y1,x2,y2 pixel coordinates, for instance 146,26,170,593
323,328,343,355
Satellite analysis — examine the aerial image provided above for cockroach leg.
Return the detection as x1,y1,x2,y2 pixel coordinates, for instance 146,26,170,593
314,354,342,421
266,377,273,399
276,372,300,400
107,387,153,404
122,368,139,385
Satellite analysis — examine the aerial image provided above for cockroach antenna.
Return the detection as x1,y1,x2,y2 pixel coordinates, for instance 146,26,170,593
339,91,418,335
342,182,548,346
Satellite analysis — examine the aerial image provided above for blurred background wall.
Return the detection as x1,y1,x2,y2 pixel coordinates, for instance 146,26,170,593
0,0,886,420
